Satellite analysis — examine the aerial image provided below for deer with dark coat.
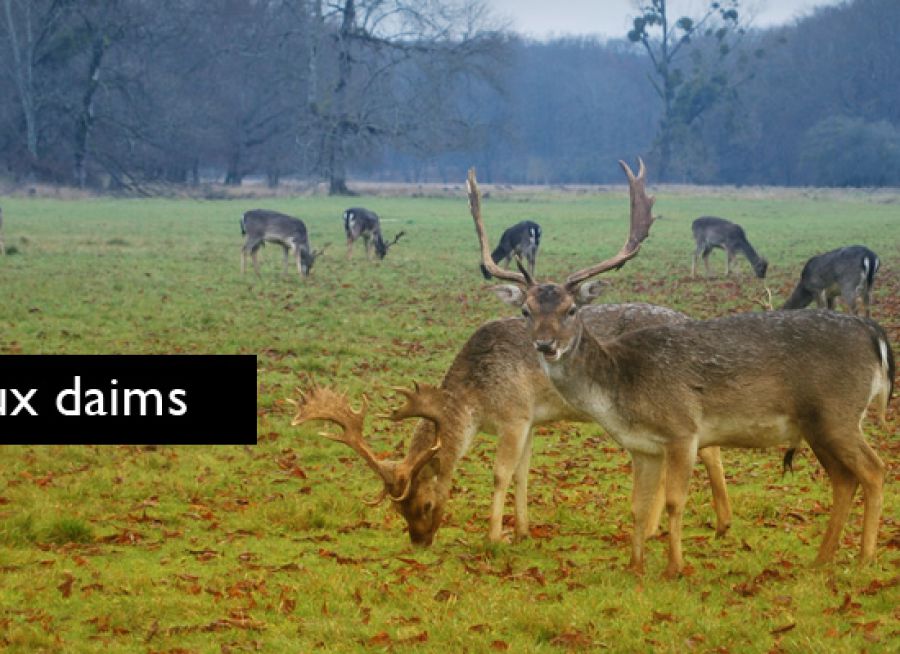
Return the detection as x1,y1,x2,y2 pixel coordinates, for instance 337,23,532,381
783,245,880,317
480,220,542,280
470,160,892,577
291,303,733,547
240,209,326,277
691,216,768,279
343,207,405,260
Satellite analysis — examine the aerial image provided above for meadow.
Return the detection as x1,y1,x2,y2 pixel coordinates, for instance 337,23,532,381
0,183,897,653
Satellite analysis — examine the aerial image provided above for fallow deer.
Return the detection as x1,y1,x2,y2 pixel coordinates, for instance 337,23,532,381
469,160,893,577
480,220,542,280
290,303,733,547
343,207,405,260
783,245,880,317
240,209,327,277
691,216,768,279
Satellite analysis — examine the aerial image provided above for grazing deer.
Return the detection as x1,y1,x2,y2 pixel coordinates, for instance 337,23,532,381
469,160,892,577
240,209,326,277
343,207,405,260
480,220,542,280
291,303,733,547
691,216,768,279
783,245,880,318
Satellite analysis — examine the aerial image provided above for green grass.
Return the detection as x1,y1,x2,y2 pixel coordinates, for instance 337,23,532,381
0,188,897,653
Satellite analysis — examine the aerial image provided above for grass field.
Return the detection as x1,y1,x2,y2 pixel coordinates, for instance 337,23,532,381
0,184,898,653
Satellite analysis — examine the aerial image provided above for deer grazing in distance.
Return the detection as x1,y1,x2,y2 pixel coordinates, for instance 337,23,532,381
291,302,733,547
691,216,768,279
469,160,893,578
240,209,327,278
343,207,405,260
480,220,542,280
783,245,880,317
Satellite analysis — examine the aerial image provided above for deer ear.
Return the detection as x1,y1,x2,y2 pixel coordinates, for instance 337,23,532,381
575,280,608,305
489,284,525,307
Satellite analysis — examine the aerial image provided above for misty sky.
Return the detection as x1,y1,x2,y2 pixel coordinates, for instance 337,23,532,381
488,0,846,39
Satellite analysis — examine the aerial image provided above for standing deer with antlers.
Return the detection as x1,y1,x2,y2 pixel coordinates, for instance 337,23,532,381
290,302,733,547
469,160,892,577
343,207,405,260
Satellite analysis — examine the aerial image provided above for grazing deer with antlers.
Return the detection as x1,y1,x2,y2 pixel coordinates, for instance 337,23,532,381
343,207,405,260
290,302,733,547
240,209,327,278
691,216,768,279
469,160,893,577
480,220,542,280
783,245,880,318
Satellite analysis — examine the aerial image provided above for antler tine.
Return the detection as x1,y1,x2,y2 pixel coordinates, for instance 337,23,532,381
386,381,445,427
387,231,406,248
290,385,395,487
564,157,656,289
467,168,529,286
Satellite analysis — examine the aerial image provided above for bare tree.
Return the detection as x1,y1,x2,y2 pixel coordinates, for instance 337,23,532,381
305,0,504,194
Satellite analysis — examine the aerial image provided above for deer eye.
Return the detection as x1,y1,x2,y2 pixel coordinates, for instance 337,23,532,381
423,501,433,514
566,306,577,318
521,308,531,319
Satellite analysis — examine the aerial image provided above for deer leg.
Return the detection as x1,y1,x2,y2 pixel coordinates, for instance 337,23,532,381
691,245,703,278
644,469,667,538
363,236,372,260
662,441,697,579
241,247,247,274
698,446,732,537
629,452,665,575
488,420,531,543
281,245,291,275
725,250,735,276
512,427,536,542
346,238,354,260
702,249,712,278
838,436,884,564
808,442,858,566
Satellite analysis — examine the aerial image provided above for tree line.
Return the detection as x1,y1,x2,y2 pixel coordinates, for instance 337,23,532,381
1,0,897,192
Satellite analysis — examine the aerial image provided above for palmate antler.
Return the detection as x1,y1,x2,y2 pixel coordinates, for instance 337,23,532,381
386,231,406,249
467,159,655,289
290,383,441,504
564,159,656,289
467,169,533,286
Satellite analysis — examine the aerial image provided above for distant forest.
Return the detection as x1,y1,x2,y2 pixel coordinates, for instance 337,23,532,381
1,0,898,191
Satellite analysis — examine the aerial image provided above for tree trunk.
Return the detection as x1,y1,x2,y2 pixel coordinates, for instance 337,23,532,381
74,34,105,188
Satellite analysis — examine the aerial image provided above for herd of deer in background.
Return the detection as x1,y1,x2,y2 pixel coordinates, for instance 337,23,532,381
284,161,892,579
0,172,890,578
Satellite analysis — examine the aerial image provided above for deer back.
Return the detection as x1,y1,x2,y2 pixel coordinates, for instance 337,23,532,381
560,310,892,449
343,207,381,241
243,209,309,248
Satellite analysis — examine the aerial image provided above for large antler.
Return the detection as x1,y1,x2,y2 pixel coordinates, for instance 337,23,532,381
290,385,396,497
467,168,532,286
564,158,656,289
382,382,444,502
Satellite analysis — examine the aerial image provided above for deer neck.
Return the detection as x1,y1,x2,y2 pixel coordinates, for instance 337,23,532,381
538,319,620,427
407,394,477,489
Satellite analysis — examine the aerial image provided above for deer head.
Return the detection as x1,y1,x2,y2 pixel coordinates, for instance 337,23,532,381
375,231,406,259
291,383,445,545
468,160,655,361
